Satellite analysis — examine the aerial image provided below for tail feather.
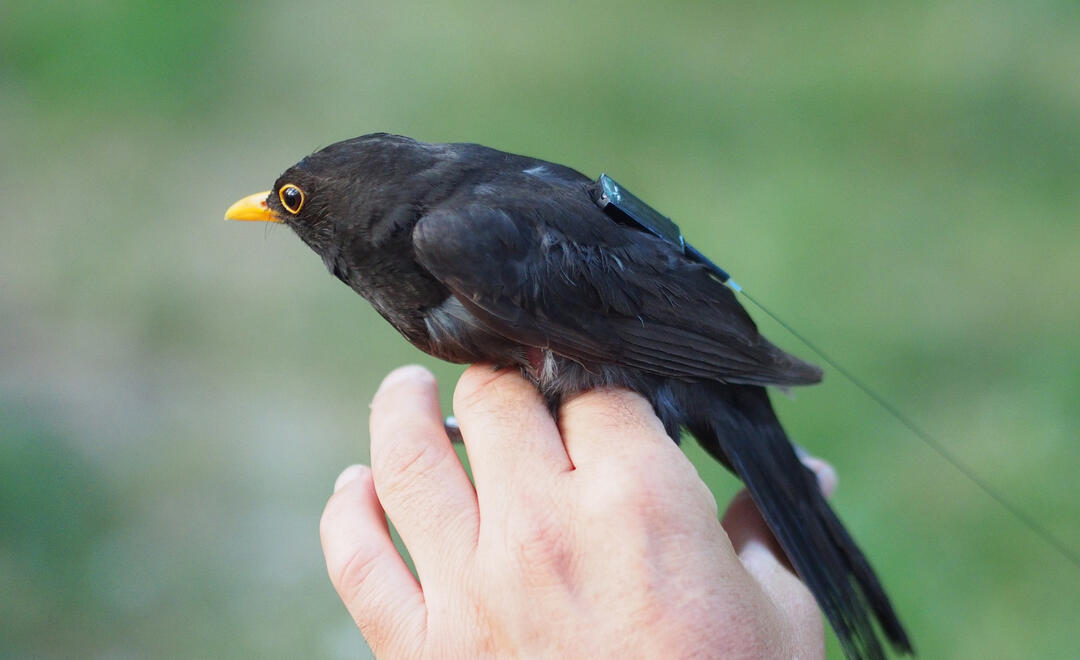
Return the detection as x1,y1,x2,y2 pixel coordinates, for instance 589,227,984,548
686,383,912,660
815,490,914,652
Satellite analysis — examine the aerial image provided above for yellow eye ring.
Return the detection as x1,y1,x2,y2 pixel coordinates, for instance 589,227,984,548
279,184,305,214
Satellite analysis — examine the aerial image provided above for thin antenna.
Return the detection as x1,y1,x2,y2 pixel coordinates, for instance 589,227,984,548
733,283,1080,571
593,172,1078,569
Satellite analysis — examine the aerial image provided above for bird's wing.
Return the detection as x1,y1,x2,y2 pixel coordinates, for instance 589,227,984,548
412,187,822,386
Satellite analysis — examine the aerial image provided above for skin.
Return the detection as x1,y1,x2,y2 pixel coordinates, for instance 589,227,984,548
227,134,908,657
320,365,834,659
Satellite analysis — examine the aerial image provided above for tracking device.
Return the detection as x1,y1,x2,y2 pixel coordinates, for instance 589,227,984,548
592,173,740,290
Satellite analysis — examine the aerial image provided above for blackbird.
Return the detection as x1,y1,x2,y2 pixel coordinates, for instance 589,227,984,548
226,133,912,659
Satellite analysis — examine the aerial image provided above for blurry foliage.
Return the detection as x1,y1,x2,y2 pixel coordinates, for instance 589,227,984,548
0,409,117,658
1,0,245,118
1,0,1078,658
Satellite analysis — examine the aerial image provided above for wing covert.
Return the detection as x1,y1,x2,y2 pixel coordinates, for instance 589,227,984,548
412,194,822,387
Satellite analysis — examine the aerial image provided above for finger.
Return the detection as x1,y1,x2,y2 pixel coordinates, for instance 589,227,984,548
721,450,837,561
801,456,838,498
452,365,572,515
721,490,824,645
369,365,479,572
321,464,426,657
721,489,785,563
557,388,671,467
793,444,838,498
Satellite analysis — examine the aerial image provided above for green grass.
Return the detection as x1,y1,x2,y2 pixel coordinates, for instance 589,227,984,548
2,1,1078,657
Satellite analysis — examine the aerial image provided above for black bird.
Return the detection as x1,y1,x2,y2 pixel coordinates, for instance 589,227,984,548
226,133,912,659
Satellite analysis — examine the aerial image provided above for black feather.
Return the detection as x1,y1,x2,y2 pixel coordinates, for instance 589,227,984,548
681,383,913,659
260,133,912,659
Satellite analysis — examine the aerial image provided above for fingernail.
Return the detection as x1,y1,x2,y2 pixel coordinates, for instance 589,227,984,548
799,453,838,498
334,464,366,493
372,366,435,409
376,365,434,394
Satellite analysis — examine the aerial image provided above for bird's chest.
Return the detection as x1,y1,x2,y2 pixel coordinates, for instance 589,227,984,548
332,237,445,344
360,276,444,349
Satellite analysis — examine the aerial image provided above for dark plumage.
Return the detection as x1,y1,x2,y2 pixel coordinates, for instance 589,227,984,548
228,133,912,659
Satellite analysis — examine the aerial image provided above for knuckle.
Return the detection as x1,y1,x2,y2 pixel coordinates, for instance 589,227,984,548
583,458,661,515
580,448,715,524
508,508,562,554
340,575,424,660
334,543,384,605
662,452,719,516
371,428,445,494
504,506,573,583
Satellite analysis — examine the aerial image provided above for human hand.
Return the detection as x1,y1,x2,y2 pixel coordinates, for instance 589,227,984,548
320,365,830,658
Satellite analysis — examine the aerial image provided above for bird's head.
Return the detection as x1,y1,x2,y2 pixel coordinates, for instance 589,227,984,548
225,133,442,261
224,163,337,258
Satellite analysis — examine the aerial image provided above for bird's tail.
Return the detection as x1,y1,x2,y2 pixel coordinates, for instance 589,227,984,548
686,383,913,660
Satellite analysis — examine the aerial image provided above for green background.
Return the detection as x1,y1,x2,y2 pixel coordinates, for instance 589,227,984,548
2,1,1078,657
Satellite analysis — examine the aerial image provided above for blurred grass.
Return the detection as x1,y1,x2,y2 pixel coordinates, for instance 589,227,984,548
2,0,1078,657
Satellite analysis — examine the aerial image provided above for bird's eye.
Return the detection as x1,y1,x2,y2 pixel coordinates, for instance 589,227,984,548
279,184,305,214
